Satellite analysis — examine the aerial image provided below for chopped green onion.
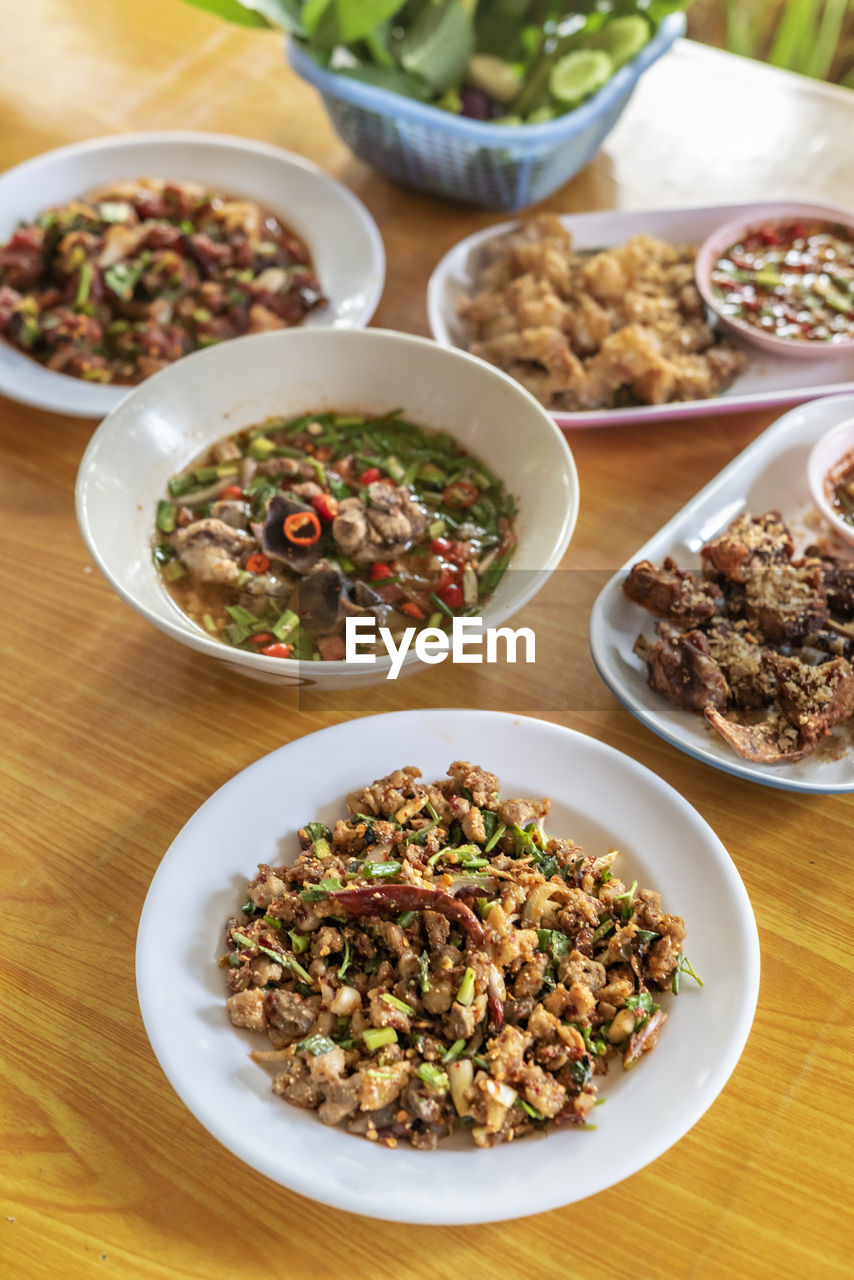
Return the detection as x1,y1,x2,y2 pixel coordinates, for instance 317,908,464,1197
297,1034,337,1056
289,930,309,954
397,910,417,927
202,613,217,633
362,861,402,880
156,500,176,534
362,1027,398,1051
225,604,258,628
272,609,300,641
429,591,456,620
74,261,93,308
428,518,446,538
338,936,351,981
381,992,416,1016
591,917,615,945
456,966,476,1007
483,821,506,854
516,1098,545,1120
262,914,281,931
417,1063,449,1094
441,1038,466,1064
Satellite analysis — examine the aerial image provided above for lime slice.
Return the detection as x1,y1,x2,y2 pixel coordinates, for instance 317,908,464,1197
549,50,614,108
584,16,651,70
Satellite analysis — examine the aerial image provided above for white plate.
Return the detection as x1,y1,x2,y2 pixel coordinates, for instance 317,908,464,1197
0,131,385,417
136,709,759,1224
591,393,854,793
427,201,854,429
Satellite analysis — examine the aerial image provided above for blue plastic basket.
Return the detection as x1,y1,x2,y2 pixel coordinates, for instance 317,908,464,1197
287,15,685,211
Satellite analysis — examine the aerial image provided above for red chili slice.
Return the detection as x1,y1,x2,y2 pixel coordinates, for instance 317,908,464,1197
312,493,339,523
261,642,294,659
400,601,425,620
245,552,271,574
220,484,244,500
442,480,479,509
438,582,464,610
370,562,394,582
358,467,381,486
283,511,322,545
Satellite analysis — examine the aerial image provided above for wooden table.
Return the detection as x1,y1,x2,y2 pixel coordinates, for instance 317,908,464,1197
2,4,853,1277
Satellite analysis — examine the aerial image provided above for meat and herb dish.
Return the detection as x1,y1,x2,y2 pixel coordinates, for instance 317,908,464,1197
457,214,747,412
711,219,854,346
625,509,854,763
154,411,516,660
221,762,695,1150
0,177,325,384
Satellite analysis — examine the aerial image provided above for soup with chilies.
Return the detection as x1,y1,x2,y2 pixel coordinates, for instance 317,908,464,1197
153,410,517,661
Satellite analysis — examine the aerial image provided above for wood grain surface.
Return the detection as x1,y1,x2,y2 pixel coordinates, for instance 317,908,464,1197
1,4,853,1278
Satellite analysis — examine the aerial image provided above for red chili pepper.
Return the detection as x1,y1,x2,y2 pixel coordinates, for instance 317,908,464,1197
358,466,381,486
327,885,490,946
442,480,479,509
400,601,425,621
251,632,275,645
312,493,339,522
220,484,244,500
436,565,455,593
431,536,452,555
438,582,464,610
283,510,322,545
261,642,294,659
370,562,394,582
245,552,271,574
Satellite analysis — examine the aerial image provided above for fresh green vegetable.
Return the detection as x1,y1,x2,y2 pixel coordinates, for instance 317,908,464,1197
417,1062,450,1093
362,1026,398,1050
297,1033,337,1056
178,1,691,124
456,966,476,1006
381,992,416,1015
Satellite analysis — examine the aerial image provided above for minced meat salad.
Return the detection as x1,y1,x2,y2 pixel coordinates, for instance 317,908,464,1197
222,762,697,1150
0,177,325,384
155,410,516,661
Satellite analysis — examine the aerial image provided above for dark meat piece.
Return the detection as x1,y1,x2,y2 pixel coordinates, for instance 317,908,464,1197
764,652,854,745
262,494,323,574
701,511,794,583
0,227,45,289
704,707,809,763
702,619,776,710
634,627,729,713
742,563,828,645
297,568,394,636
804,547,854,618
622,557,721,627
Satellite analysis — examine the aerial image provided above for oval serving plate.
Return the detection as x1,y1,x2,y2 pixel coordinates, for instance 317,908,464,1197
136,708,759,1224
591,392,854,792
0,131,385,417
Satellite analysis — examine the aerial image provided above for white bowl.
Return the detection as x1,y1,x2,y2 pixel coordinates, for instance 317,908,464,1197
0,131,385,417
807,414,854,548
136,709,759,1223
75,327,579,688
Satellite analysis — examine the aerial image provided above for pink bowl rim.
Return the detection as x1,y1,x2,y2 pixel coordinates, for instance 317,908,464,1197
807,415,854,547
695,200,854,357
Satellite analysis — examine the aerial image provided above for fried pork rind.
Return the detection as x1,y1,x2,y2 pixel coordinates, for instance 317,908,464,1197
628,509,854,765
704,707,809,763
458,215,747,411
221,762,687,1150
